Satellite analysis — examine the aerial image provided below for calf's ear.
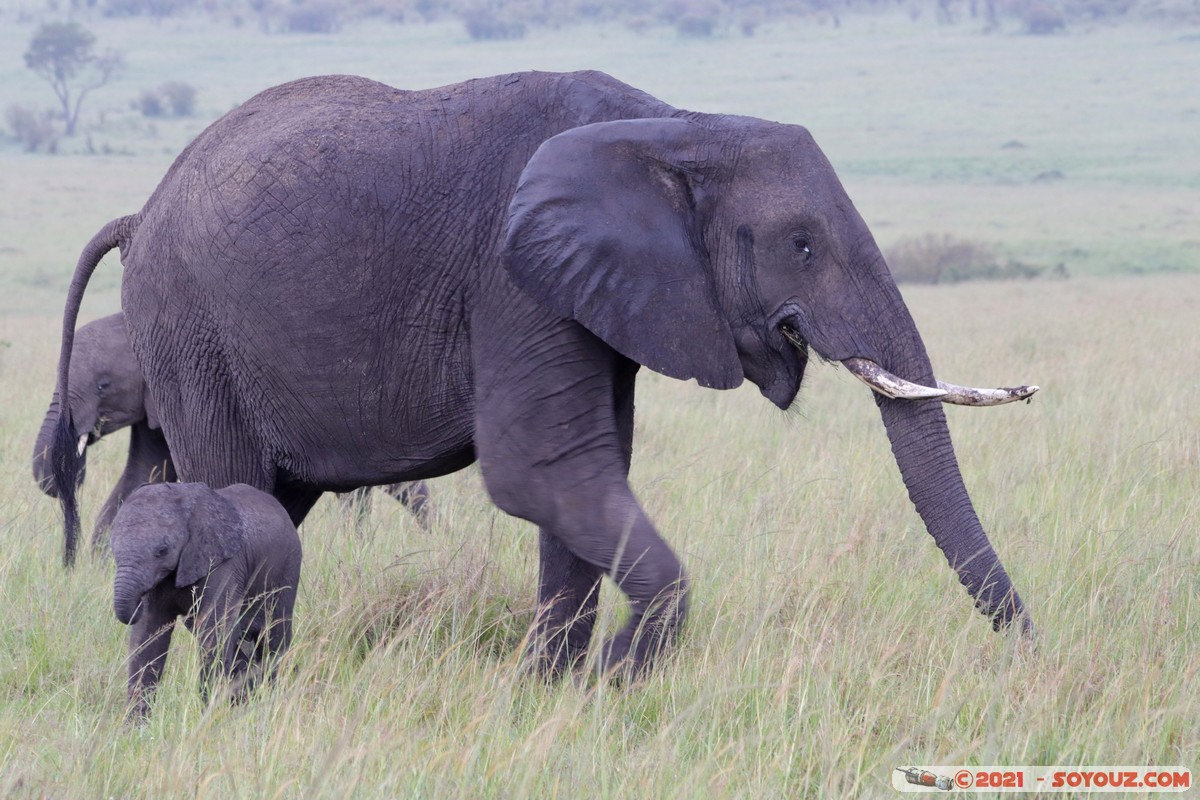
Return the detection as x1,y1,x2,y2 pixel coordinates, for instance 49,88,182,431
177,486,244,587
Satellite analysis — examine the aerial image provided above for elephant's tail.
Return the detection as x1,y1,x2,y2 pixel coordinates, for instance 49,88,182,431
52,214,139,568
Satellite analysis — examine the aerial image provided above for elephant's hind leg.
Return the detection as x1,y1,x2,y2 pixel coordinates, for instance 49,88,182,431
130,309,275,495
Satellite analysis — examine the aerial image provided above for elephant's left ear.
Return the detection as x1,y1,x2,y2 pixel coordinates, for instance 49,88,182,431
177,487,244,588
503,118,743,390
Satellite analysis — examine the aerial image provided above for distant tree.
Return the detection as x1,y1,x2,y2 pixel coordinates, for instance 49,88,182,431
23,22,124,136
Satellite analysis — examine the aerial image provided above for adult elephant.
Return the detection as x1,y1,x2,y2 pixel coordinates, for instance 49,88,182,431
33,313,430,549
50,71,1036,676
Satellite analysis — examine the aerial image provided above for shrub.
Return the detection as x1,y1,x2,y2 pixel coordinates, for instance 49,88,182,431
103,0,183,18
159,81,197,116
1018,1,1067,32
6,104,59,152
738,10,763,36
885,233,1053,284
283,2,340,32
135,88,165,117
675,14,716,36
1064,0,1136,19
460,7,526,39
135,82,198,118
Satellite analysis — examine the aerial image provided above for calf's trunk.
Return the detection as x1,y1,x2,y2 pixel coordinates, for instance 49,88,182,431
32,395,87,498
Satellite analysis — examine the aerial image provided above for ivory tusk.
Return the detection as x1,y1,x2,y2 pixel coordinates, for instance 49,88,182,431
77,434,88,456
842,357,948,400
841,357,1039,406
936,381,1039,406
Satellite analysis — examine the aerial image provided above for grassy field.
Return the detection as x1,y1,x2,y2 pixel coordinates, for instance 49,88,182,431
0,9,1198,799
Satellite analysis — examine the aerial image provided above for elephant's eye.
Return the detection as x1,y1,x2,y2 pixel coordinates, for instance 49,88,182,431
792,234,813,259
154,543,169,558
97,379,111,392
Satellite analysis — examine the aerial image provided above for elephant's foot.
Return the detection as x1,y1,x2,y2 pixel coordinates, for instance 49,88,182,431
524,609,596,680
125,689,153,722
597,587,688,680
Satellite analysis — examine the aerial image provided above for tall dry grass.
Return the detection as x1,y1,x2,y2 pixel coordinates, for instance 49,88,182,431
0,274,1196,797
1,11,1196,798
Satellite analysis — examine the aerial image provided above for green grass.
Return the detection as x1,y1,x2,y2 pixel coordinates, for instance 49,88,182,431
0,9,1198,798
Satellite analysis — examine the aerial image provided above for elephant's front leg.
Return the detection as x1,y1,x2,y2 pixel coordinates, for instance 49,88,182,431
476,312,683,678
532,527,604,676
529,360,636,677
94,422,176,550
230,589,295,702
126,605,176,719
192,578,245,705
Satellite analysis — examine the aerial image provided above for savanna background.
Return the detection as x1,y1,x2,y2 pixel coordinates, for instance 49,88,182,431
0,0,1197,796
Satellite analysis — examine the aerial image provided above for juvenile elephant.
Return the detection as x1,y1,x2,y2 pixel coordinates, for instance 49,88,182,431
33,314,175,542
111,481,301,718
52,70,1037,677
32,312,430,549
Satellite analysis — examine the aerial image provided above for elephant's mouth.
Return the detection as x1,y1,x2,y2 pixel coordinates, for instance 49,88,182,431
774,316,1039,407
73,420,105,456
777,321,809,357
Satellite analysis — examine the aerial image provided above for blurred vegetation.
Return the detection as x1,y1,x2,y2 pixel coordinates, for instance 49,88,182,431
10,0,1199,35
134,80,198,117
4,104,60,152
887,233,1068,284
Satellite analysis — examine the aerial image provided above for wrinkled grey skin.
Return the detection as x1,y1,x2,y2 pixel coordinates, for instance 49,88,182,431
111,482,301,718
54,70,1030,678
33,312,429,549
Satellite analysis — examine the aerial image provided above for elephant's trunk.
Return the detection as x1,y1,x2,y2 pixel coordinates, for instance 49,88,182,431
860,286,1028,630
114,570,146,625
32,394,88,498
877,390,1026,628
786,240,1030,631
33,396,62,497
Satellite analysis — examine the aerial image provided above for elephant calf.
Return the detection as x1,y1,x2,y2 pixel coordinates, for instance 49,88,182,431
111,482,301,718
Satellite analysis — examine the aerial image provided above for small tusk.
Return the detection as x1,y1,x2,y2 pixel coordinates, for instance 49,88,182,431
937,381,1039,406
77,434,88,456
843,357,948,400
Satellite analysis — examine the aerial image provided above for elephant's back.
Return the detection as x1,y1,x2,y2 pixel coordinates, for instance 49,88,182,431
139,70,673,223
151,74,408,180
